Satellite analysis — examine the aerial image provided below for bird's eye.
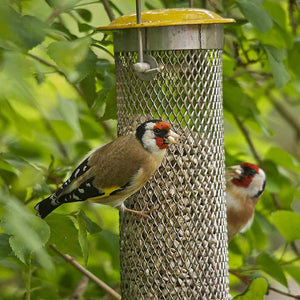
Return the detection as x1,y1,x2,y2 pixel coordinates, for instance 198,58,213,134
154,128,161,134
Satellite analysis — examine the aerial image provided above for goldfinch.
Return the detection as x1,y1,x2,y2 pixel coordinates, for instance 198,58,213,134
226,162,266,241
34,120,180,218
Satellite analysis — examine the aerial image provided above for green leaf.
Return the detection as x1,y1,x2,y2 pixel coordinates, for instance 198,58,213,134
264,45,290,88
47,37,91,82
97,230,119,269
234,277,268,299
0,193,52,270
58,96,82,137
0,158,19,175
284,266,300,286
75,49,97,83
288,40,300,78
0,4,46,51
262,0,287,29
75,8,92,22
255,23,293,49
261,159,287,194
77,210,102,235
223,80,256,118
265,147,299,171
76,210,89,265
236,0,273,33
257,252,287,287
72,210,102,264
80,73,96,107
46,0,81,11
244,217,267,251
78,23,94,32
46,214,82,256
50,22,78,40
271,211,300,242
0,234,12,259
20,15,47,49
100,86,117,121
9,235,31,264
223,80,245,115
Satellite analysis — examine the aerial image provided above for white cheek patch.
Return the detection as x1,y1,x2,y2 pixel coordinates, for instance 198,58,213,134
248,170,266,198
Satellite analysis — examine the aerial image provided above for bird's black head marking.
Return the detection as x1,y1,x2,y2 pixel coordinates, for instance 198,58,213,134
135,119,162,143
242,166,258,177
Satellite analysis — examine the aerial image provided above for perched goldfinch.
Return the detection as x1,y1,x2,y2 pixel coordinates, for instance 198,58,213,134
226,162,266,241
35,120,180,218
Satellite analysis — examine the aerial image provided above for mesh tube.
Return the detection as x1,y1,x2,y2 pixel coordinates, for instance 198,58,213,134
116,49,229,299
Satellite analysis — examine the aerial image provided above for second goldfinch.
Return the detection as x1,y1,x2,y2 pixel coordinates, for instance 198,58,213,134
226,162,266,241
35,120,180,218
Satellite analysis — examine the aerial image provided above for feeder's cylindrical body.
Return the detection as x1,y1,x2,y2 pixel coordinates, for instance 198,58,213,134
99,9,234,300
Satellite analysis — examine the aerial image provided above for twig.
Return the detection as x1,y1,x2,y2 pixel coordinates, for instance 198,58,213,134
229,269,250,284
281,256,300,265
208,0,222,13
226,70,272,81
269,286,300,299
26,53,84,98
49,244,121,300
289,0,298,35
91,43,114,58
101,0,115,21
46,8,62,24
291,242,300,257
75,1,99,7
268,95,300,140
233,115,262,164
71,276,89,300
69,11,81,23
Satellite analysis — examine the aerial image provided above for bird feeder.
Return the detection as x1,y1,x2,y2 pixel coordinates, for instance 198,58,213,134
99,8,235,299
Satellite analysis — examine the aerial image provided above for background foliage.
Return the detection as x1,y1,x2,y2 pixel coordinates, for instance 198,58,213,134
0,0,299,299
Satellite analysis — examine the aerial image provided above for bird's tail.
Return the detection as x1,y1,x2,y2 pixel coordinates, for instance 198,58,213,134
34,195,62,219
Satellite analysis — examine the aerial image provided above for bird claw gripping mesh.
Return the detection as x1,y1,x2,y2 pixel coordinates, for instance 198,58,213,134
116,49,229,299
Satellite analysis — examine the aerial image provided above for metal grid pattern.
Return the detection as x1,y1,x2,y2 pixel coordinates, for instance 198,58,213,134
116,49,229,299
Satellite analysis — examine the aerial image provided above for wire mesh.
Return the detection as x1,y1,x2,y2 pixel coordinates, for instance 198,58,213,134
116,49,229,299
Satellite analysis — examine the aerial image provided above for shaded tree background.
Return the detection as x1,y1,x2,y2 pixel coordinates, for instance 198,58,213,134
0,0,299,299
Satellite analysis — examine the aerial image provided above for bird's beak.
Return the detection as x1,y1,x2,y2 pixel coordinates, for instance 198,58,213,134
226,165,243,179
165,129,180,144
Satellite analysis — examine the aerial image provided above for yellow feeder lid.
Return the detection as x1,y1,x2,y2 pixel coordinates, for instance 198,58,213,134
98,8,235,30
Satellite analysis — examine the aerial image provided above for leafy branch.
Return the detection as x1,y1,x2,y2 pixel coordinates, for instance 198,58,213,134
233,114,262,164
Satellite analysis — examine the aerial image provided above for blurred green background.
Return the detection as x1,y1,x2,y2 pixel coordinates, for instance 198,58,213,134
0,0,299,299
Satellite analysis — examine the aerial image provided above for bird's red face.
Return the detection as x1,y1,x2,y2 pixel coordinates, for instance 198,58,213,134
153,121,174,149
229,162,260,188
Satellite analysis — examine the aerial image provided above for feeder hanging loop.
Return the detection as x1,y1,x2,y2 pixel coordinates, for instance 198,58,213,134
133,0,162,81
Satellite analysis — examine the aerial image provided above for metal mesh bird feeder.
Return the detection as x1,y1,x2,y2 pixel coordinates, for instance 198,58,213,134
99,8,235,300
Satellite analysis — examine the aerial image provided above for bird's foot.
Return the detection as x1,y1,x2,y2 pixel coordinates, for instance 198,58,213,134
122,204,157,218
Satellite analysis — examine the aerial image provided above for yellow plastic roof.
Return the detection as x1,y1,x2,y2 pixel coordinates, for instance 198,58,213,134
98,8,235,30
